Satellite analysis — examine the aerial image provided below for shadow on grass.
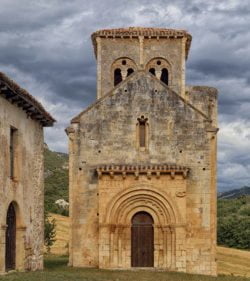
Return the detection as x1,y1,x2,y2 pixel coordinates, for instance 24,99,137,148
44,255,69,270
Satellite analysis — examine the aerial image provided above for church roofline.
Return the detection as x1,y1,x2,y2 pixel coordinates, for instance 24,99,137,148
0,72,56,127
91,27,192,60
69,70,210,124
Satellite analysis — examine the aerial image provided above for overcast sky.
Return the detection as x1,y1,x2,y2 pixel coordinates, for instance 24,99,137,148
0,0,250,191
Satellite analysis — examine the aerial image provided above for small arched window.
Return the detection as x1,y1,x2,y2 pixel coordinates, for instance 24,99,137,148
149,68,156,76
137,116,148,148
127,68,134,77
160,68,168,85
114,68,122,86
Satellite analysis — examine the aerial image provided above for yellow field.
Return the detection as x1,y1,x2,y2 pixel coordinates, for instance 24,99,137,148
48,213,250,277
48,213,69,255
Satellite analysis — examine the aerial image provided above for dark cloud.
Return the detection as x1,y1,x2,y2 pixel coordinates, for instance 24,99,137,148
0,0,249,191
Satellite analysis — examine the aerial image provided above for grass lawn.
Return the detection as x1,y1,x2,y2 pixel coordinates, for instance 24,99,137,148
0,255,249,281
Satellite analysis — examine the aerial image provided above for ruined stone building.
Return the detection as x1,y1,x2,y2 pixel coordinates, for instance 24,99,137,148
66,27,218,276
0,73,55,273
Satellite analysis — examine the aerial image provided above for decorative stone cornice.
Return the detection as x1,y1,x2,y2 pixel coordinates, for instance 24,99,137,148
96,164,189,179
91,27,192,59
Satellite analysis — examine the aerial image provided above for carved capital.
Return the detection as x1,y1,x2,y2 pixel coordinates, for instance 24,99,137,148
176,191,186,198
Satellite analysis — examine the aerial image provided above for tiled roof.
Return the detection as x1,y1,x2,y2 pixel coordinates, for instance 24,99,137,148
91,27,192,59
0,72,55,126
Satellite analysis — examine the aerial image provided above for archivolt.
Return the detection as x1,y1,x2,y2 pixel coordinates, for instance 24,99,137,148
104,184,182,226
4,200,24,228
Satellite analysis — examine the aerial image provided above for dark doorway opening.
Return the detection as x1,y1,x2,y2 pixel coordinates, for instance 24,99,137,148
131,211,154,267
5,203,16,271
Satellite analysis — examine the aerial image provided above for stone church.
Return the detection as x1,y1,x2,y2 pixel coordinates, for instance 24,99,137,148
0,72,55,273
66,27,218,276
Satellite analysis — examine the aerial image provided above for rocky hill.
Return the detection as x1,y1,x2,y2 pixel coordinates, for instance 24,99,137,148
218,186,250,199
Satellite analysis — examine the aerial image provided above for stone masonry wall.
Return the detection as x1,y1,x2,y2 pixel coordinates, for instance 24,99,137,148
97,37,186,99
68,71,218,275
0,96,44,273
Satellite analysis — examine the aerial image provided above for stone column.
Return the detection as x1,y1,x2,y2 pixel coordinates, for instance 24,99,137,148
163,226,172,269
181,37,186,99
16,226,26,271
170,226,176,270
0,225,7,273
117,226,123,268
123,226,130,268
208,127,218,276
139,36,144,69
155,70,161,80
66,124,78,267
121,70,127,81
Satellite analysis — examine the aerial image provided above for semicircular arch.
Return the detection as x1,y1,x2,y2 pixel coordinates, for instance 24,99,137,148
145,57,172,71
4,200,24,228
145,57,172,86
104,184,182,226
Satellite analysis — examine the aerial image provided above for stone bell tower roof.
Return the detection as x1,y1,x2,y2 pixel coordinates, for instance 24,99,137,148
91,27,192,59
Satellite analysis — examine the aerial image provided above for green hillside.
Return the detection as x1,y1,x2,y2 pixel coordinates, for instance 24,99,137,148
44,144,69,215
218,196,250,249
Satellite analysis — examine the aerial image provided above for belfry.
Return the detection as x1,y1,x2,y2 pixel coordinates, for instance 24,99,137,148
66,27,218,276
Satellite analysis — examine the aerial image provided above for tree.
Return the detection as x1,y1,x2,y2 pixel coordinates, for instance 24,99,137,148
44,212,56,253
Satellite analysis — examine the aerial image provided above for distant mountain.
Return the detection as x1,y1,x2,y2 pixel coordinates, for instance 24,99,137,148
218,186,250,199
44,144,69,214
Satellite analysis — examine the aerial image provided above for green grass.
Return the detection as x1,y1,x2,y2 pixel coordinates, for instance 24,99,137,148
0,256,249,281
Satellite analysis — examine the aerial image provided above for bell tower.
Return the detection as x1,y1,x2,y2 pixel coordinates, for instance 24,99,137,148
91,27,192,99
68,26,218,276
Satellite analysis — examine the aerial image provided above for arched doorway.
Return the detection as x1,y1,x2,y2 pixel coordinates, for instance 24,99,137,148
5,203,16,271
131,211,154,267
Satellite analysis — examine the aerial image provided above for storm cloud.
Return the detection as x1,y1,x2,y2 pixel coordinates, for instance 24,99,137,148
0,0,249,191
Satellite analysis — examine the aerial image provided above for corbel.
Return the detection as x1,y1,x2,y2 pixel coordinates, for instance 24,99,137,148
109,171,114,179
97,169,102,179
183,169,188,179
147,170,152,179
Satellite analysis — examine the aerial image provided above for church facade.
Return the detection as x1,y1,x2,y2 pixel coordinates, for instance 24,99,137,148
66,27,218,276
0,73,55,273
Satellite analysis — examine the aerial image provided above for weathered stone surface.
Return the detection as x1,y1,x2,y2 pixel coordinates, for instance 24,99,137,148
67,27,218,276
0,75,54,273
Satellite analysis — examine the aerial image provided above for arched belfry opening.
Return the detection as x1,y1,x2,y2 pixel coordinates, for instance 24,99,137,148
160,68,168,85
114,68,122,86
146,58,171,86
149,68,156,76
112,57,137,86
5,202,16,271
131,211,154,267
127,68,134,77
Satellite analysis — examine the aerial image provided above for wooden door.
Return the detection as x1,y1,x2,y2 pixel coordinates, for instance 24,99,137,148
131,212,154,267
5,203,16,271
